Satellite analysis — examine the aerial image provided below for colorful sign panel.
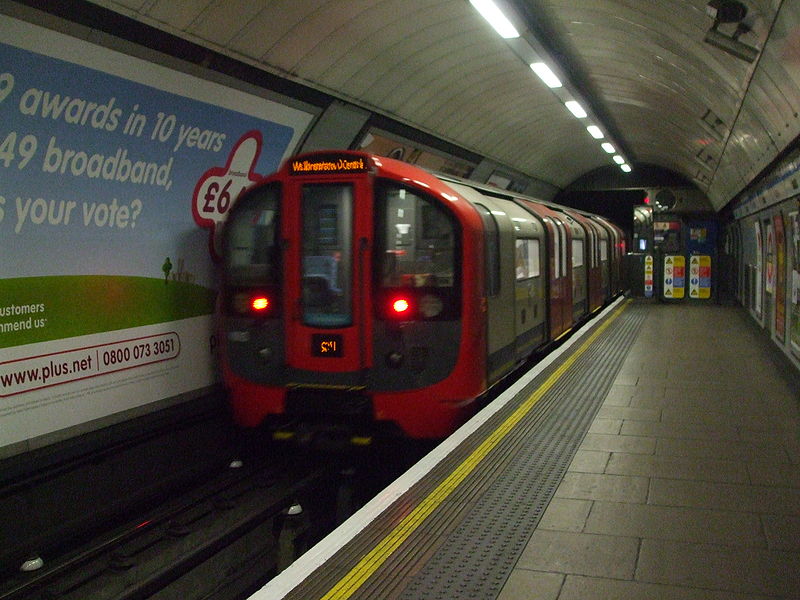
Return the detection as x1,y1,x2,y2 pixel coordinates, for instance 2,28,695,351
686,220,717,254
689,255,712,299
690,227,707,243
663,255,685,299
0,16,313,450
644,255,653,297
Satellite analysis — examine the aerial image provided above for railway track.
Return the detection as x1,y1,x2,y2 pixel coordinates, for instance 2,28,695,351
2,445,340,600
0,395,352,600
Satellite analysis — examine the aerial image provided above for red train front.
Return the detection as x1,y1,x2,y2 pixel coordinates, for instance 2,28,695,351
219,151,487,439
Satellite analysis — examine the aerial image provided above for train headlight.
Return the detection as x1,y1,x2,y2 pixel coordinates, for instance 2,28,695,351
419,294,443,318
386,351,404,368
233,293,250,314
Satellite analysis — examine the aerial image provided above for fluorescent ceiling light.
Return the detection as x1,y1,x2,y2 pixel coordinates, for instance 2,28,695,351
586,125,604,139
565,100,587,118
601,142,616,154
620,164,632,173
530,62,562,88
613,155,625,164
469,0,520,39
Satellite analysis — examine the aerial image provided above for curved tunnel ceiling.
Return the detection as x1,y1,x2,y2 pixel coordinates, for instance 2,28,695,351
87,0,800,211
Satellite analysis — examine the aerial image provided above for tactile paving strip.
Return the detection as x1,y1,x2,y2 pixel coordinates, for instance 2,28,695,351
398,302,647,600
285,300,647,600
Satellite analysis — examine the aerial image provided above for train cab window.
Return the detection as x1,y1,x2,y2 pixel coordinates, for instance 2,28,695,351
475,204,501,296
224,183,281,285
375,181,460,319
301,184,353,327
515,239,540,280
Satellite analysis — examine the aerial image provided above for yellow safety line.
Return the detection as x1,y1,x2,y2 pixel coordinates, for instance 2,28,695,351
320,299,632,600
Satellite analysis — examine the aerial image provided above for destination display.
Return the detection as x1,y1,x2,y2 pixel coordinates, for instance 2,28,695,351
312,333,343,357
289,154,370,175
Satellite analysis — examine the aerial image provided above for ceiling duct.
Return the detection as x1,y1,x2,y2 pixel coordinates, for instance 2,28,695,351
704,1,759,62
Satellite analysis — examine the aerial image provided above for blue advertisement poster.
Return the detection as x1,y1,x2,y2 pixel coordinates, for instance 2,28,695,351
0,16,313,449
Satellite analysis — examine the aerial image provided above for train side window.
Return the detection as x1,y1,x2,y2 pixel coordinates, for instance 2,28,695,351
515,238,540,280
593,228,600,267
572,239,584,268
556,221,568,277
474,204,501,296
552,223,561,279
587,228,596,268
224,182,281,285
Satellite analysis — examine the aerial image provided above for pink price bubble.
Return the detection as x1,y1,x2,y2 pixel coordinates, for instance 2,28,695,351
192,130,264,260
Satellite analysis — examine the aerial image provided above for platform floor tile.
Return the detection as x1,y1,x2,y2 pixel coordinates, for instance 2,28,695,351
557,575,778,600
499,304,800,600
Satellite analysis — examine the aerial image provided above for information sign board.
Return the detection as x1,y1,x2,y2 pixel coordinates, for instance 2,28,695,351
689,255,711,299
663,255,685,299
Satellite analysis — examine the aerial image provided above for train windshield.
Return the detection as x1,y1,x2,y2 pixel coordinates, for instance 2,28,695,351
224,183,281,286
375,181,460,319
301,184,353,327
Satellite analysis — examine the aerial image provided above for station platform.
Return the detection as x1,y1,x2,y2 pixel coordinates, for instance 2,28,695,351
254,298,800,600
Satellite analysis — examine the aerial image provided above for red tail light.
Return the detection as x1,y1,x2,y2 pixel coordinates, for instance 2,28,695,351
380,292,419,320
231,291,275,316
391,297,411,315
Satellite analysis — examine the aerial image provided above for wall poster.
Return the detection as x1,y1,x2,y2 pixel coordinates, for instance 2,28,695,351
790,211,800,355
754,221,763,317
0,16,314,450
766,221,775,294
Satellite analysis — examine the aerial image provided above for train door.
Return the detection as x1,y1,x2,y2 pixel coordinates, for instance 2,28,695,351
563,213,588,320
472,201,516,382
595,216,624,297
503,201,547,360
565,210,596,316
283,175,373,381
553,215,574,334
516,200,572,340
591,219,611,306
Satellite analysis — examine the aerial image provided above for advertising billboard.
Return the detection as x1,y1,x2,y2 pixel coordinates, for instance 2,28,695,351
0,16,313,450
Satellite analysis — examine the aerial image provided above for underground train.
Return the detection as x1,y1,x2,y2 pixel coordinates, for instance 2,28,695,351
218,150,625,439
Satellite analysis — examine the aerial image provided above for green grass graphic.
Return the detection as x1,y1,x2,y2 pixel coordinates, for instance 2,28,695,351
0,276,216,349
